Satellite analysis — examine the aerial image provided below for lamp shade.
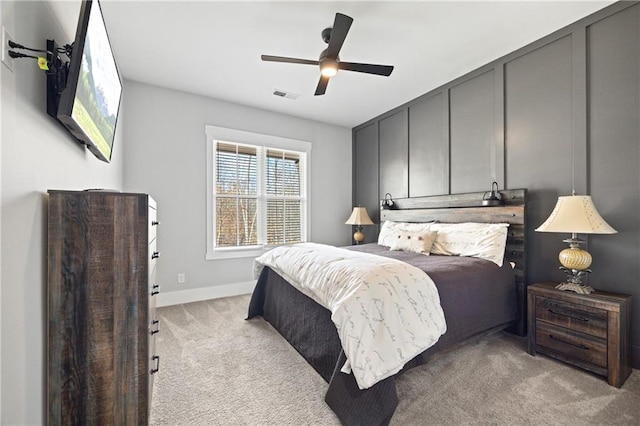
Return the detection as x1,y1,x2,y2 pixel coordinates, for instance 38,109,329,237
345,206,374,226
535,195,617,234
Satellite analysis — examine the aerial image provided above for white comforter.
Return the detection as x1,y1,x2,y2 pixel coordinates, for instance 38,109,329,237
254,243,447,390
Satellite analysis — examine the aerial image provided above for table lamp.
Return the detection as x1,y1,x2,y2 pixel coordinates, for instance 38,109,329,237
535,194,617,294
345,206,374,244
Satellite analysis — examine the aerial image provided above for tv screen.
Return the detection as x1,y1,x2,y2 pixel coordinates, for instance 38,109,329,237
56,0,122,163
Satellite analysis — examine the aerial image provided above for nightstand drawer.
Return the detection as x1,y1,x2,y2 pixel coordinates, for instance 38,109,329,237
535,296,607,339
536,321,607,368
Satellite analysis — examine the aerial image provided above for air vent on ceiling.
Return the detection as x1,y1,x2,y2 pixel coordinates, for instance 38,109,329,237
273,89,299,100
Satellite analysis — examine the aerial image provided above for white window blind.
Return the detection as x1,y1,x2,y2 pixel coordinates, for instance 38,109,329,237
215,143,259,247
213,141,307,250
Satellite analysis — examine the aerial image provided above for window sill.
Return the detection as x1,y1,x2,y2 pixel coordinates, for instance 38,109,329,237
205,246,268,260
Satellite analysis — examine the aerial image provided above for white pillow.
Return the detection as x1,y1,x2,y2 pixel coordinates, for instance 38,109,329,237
378,221,433,247
390,230,437,254
429,222,509,266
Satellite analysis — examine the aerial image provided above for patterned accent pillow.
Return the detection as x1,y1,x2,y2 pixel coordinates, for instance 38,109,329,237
389,230,438,254
378,221,433,247
429,222,509,266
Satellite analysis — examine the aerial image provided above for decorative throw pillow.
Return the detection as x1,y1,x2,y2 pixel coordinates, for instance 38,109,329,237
429,222,509,266
378,221,433,247
377,221,398,247
389,230,437,255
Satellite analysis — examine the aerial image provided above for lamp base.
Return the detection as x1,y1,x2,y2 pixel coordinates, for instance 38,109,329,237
556,266,595,294
353,229,365,245
555,282,595,295
559,243,592,271
559,266,591,284
557,266,594,294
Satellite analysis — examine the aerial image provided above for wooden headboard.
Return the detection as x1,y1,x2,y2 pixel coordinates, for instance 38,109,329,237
380,188,528,335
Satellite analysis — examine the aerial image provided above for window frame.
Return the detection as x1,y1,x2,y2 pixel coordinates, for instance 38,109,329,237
205,125,311,260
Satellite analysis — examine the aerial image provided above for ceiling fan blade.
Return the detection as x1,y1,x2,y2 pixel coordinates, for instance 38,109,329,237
314,75,330,96
325,13,353,58
339,62,394,76
261,55,319,66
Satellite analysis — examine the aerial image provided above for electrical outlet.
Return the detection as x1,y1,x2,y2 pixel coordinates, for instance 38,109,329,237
2,26,15,72
177,273,186,284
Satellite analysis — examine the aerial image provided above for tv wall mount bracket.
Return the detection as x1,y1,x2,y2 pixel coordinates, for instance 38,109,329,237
6,38,73,73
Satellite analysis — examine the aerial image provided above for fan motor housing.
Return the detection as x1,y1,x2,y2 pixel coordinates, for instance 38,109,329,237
321,27,332,44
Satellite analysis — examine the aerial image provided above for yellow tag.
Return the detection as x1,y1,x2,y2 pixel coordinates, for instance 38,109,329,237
38,57,49,71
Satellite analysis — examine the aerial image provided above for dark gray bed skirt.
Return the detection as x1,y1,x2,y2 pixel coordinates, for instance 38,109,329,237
247,267,400,425
247,260,518,425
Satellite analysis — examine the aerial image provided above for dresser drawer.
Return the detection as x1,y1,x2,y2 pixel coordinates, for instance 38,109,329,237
149,259,158,294
148,205,158,244
149,236,159,272
535,296,607,339
536,321,607,368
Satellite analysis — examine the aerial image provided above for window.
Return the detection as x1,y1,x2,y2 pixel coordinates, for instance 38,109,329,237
206,126,311,259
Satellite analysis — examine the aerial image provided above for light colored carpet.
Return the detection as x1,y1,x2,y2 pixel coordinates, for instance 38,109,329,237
150,294,640,425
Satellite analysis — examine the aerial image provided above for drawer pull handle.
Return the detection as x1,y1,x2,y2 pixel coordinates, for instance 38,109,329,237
548,308,589,322
152,220,160,226
151,355,160,374
150,319,160,335
151,251,160,260
549,334,590,350
151,284,160,296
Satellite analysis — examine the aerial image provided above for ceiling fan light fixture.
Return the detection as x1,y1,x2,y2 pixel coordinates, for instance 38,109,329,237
261,12,394,95
320,61,338,77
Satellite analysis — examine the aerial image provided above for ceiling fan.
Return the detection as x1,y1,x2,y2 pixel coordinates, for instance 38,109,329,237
261,12,394,96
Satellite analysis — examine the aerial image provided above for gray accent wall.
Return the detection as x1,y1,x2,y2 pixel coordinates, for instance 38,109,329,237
505,35,575,282
379,110,409,199
354,123,380,243
450,70,495,193
352,2,640,367
408,92,448,197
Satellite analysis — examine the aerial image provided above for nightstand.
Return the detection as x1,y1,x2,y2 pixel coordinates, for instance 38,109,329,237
527,282,632,388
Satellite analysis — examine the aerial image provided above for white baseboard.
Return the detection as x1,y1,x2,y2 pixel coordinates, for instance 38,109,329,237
156,281,256,307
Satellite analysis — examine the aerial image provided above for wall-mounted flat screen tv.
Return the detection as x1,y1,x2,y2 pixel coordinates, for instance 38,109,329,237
56,0,122,163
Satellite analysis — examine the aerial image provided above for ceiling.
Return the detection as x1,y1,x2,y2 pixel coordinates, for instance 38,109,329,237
54,1,614,128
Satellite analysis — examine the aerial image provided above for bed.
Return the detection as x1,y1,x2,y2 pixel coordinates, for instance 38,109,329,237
247,189,527,425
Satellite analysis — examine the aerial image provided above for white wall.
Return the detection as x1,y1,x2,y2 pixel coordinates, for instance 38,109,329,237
122,81,353,302
0,1,124,424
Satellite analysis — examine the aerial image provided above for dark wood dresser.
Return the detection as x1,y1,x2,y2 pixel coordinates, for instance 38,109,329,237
47,190,160,425
527,282,631,388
